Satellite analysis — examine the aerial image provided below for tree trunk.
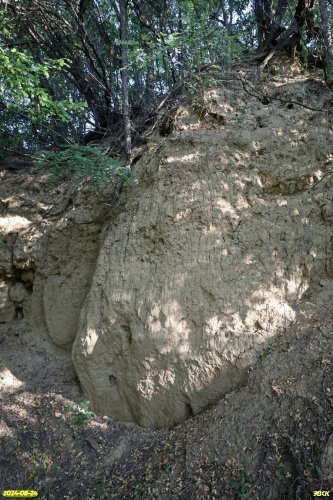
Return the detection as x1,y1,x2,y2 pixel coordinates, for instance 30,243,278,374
178,7,185,79
119,0,131,158
254,0,273,48
254,0,318,67
318,0,333,87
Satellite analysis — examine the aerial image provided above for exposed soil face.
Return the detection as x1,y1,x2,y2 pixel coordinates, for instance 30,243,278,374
74,69,333,427
1,293,332,498
1,66,333,498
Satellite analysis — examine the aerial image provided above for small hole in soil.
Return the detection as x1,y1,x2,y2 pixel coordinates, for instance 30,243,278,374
15,306,24,320
160,117,173,136
261,96,270,105
184,402,194,419
287,103,293,109
131,154,142,167
109,375,117,387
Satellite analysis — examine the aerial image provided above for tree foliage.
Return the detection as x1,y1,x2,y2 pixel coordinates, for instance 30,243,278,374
0,0,331,155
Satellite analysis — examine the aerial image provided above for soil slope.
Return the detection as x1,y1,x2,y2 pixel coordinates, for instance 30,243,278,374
73,70,333,428
0,67,333,498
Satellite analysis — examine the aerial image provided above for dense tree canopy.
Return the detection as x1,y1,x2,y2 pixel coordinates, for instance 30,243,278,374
0,0,332,156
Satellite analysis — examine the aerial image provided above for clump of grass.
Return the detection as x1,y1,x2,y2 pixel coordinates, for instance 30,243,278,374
231,474,249,499
33,143,137,190
64,397,95,426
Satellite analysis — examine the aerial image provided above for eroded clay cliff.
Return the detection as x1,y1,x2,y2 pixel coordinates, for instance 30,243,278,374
0,174,116,346
1,71,332,428
72,74,333,426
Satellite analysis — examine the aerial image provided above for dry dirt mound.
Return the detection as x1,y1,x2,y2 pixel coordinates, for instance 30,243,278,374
0,67,333,498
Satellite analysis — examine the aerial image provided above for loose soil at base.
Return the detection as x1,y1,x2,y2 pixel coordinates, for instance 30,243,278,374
1,256,332,499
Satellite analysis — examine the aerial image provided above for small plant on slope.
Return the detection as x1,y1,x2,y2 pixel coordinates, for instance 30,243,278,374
34,143,137,190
